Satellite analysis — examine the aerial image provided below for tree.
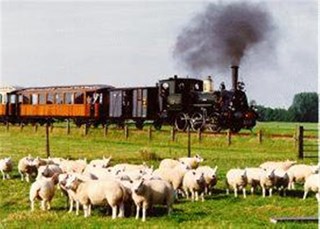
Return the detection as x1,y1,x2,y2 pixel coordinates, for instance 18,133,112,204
288,92,318,122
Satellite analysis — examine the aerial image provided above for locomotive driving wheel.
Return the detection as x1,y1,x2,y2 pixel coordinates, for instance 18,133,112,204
174,112,189,131
207,113,222,133
190,112,205,131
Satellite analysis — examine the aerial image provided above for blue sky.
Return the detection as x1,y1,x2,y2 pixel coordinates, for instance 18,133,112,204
0,0,317,108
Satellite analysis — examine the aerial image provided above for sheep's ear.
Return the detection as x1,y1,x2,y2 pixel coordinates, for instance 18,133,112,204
213,166,218,173
84,158,87,162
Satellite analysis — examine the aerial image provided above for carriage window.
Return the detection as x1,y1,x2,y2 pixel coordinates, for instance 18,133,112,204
22,95,30,104
18,95,23,103
56,93,64,104
0,94,2,104
65,93,74,104
39,94,46,104
32,94,38,104
10,95,16,104
74,92,84,104
99,93,103,104
194,83,200,90
47,93,54,104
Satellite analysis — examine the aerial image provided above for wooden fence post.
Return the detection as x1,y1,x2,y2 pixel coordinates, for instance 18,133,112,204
83,124,88,136
148,126,152,141
34,124,38,133
227,129,231,146
171,126,176,142
66,120,71,135
45,123,50,158
104,125,108,137
257,129,263,144
197,128,202,143
187,126,191,157
6,122,9,132
20,123,24,132
50,124,54,133
124,125,129,139
297,126,304,159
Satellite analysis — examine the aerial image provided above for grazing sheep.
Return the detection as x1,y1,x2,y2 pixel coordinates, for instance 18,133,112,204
0,157,13,180
158,159,181,169
260,169,276,197
18,155,38,182
113,163,150,172
36,164,63,180
287,164,319,190
179,154,203,169
196,166,218,195
60,158,87,173
274,168,290,196
303,174,320,200
89,156,112,168
259,160,296,171
244,167,264,194
65,175,126,218
131,178,174,222
226,169,247,198
182,170,206,202
29,174,59,211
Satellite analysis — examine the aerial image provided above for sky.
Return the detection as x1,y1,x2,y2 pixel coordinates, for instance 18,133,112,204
0,0,318,108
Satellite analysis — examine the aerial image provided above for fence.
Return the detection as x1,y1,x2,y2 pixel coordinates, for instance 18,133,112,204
297,126,318,159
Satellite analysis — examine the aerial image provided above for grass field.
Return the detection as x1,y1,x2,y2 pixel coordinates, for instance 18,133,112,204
0,122,318,228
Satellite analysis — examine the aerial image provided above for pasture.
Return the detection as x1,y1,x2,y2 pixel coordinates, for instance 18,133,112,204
0,122,318,228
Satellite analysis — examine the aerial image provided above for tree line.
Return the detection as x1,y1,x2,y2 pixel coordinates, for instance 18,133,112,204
254,92,318,122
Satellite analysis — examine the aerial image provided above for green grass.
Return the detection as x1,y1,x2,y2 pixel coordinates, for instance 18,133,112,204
0,122,318,228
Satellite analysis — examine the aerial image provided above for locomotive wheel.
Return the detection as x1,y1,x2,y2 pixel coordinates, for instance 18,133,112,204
174,112,189,131
207,113,222,133
190,112,205,131
135,120,144,130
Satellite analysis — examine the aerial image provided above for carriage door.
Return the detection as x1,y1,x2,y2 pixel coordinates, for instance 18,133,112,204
109,90,122,118
133,89,147,118
8,94,18,117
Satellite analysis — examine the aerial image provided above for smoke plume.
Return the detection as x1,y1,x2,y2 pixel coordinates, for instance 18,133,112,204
174,1,274,73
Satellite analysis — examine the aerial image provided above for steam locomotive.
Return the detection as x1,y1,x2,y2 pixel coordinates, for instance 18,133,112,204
0,66,257,132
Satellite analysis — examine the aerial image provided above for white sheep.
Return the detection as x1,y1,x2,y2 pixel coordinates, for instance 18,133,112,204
303,174,320,200
59,158,87,173
36,164,63,180
244,167,264,194
259,160,296,171
29,174,59,211
226,169,247,198
131,178,174,222
260,169,276,197
287,164,319,190
89,156,112,168
179,154,203,169
65,175,126,218
18,155,38,182
182,169,206,201
0,157,13,180
196,165,217,195
158,158,181,169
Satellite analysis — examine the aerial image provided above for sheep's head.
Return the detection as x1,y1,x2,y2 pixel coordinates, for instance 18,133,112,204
65,175,81,191
132,179,145,194
195,154,204,163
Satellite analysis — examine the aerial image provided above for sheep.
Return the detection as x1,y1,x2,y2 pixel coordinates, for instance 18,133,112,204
244,167,264,194
89,156,112,168
182,169,206,202
158,158,181,169
131,178,174,222
226,169,247,198
303,174,320,200
260,169,276,197
287,164,319,190
259,160,296,171
65,174,126,218
113,163,150,173
18,155,38,182
36,164,63,180
0,157,13,180
196,166,217,195
29,174,59,211
274,168,290,196
179,154,203,169
59,158,87,173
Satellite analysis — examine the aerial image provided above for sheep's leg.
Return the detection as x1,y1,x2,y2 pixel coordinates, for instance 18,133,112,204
68,199,73,213
269,188,273,197
303,191,308,200
26,174,30,183
250,186,254,195
292,182,295,190
47,201,51,210
234,186,238,198
142,206,147,222
167,204,172,216
135,204,140,220
83,204,89,218
30,200,35,211
226,188,229,195
118,202,124,218
262,187,266,198
242,188,246,198
112,205,117,219
195,191,199,201
1,170,5,180
6,173,10,179
201,192,205,202
20,171,24,181
76,201,79,216
191,190,195,202
184,189,189,199
41,200,46,211
88,204,91,217
204,186,208,195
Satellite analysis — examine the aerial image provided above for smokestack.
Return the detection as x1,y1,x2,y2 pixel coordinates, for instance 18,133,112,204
231,65,239,91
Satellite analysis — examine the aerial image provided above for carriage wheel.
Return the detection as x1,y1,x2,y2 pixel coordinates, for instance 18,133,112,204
190,112,205,131
135,120,144,130
174,112,189,131
153,119,162,131
207,113,222,133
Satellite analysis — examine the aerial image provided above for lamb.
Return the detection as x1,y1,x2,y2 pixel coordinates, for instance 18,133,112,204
158,158,181,169
29,174,59,211
244,167,264,194
196,166,217,195
182,170,206,202
131,178,174,222
226,169,247,198
36,164,63,180
274,168,290,196
89,156,112,168
65,174,126,218
18,155,38,182
0,157,13,180
179,154,203,169
303,174,320,200
259,160,296,171
287,164,319,190
260,169,276,197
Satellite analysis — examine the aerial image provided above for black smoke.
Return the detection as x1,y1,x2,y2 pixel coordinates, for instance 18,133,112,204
174,1,274,73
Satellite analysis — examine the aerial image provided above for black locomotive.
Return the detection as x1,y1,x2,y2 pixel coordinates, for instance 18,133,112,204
0,66,257,132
